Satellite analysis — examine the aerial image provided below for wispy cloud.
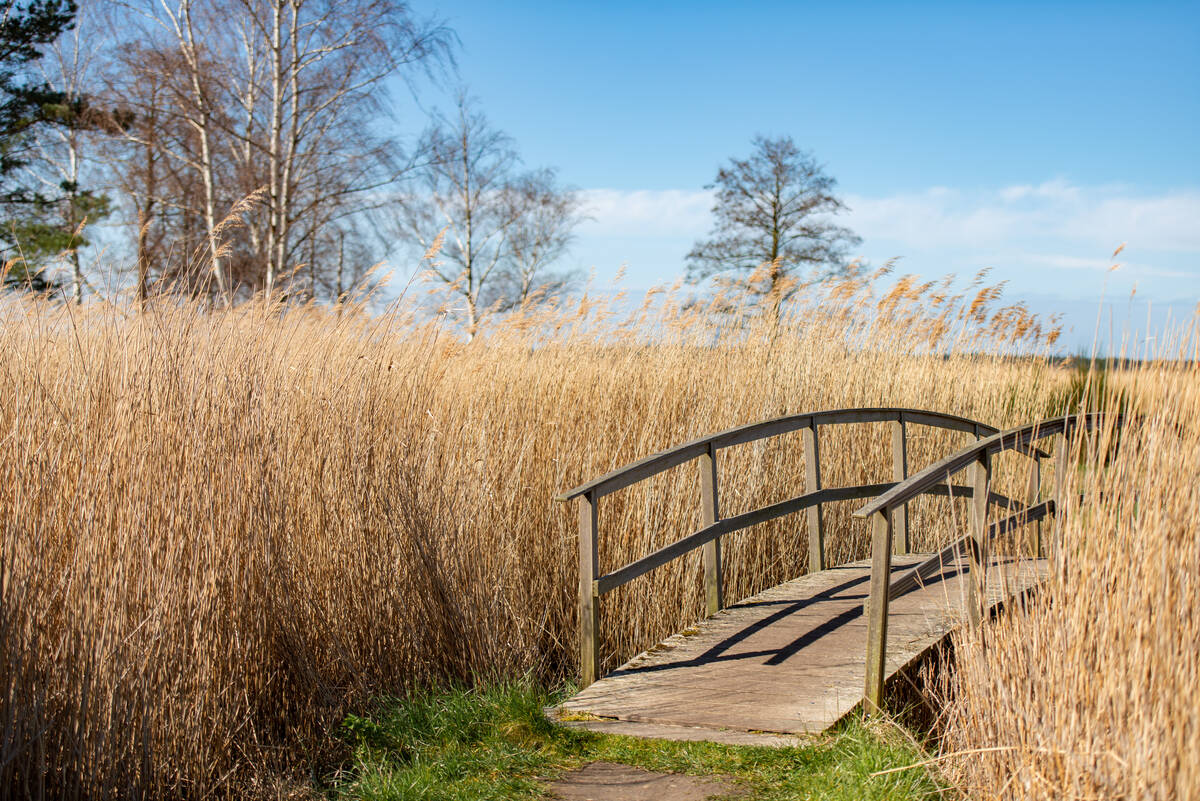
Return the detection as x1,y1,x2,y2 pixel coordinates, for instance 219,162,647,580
578,188,712,237
571,181,1200,298
1023,253,1192,279
845,181,1200,254
578,181,1200,256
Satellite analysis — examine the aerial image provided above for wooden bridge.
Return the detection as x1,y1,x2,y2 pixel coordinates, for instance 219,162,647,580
550,408,1116,743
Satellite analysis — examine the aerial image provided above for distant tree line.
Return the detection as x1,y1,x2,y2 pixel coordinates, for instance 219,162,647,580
0,0,858,329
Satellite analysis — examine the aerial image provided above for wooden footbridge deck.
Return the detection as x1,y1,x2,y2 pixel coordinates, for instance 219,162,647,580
551,409,1118,743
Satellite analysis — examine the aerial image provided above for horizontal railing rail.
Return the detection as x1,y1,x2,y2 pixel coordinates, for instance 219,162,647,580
875,497,1058,609
557,407,1046,502
595,481,1027,597
558,406,1045,687
854,412,1125,712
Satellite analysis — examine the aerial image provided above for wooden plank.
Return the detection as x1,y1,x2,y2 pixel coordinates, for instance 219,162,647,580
556,415,822,502
803,422,823,573
992,499,1056,537
905,409,1046,457
886,539,966,604
556,440,711,502
891,419,909,555
700,443,722,616
926,483,1023,509
808,408,908,426
863,511,894,713
556,554,1048,738
579,492,600,687
707,414,813,452
855,418,1072,519
902,409,994,436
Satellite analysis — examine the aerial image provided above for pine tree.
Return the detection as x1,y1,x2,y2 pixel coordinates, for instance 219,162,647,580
0,0,79,292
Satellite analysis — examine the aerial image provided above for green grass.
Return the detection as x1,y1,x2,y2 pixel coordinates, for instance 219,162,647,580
328,679,948,801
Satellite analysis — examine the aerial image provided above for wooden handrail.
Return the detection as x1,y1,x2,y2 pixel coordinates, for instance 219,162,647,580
556,407,1046,503
858,412,1124,712
853,414,1110,520
875,498,1058,609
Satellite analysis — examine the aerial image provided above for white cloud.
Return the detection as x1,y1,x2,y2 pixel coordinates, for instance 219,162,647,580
570,181,1200,300
578,188,713,237
845,181,1200,254
578,181,1200,258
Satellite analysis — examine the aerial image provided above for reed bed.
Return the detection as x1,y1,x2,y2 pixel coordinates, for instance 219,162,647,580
0,269,1192,799
937,350,1200,800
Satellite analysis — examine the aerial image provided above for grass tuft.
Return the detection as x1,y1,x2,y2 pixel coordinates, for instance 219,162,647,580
330,682,945,801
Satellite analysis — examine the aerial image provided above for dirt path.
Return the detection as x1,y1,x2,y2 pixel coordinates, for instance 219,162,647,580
548,761,744,801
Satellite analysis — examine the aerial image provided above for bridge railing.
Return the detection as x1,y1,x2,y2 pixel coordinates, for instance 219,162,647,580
556,406,1048,688
853,412,1124,712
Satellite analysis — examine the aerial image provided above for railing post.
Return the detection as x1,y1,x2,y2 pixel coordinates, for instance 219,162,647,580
1025,455,1042,557
700,443,723,616
1052,433,1068,558
891,417,909,554
578,490,600,687
967,451,991,628
863,508,894,713
802,421,824,572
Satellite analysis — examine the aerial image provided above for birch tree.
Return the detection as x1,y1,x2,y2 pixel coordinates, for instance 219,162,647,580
25,0,111,303
487,168,583,309
222,0,452,297
107,0,451,303
398,97,582,339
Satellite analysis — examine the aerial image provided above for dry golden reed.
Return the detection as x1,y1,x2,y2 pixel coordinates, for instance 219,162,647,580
0,269,1192,799
936,356,1200,800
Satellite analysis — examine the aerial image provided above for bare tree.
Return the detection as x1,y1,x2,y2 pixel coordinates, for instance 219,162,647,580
148,0,233,303
486,167,583,309
398,96,582,339
687,135,860,311
96,35,227,302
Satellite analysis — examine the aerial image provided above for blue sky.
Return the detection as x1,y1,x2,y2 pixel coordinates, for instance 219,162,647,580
395,1,1199,352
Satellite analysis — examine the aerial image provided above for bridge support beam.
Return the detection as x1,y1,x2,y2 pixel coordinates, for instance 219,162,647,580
803,423,824,572
579,491,600,688
891,418,909,554
967,452,992,629
1026,456,1042,557
700,443,723,616
1052,436,1068,558
863,509,894,713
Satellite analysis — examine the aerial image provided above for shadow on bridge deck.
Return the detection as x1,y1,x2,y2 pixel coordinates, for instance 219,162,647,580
551,554,1047,746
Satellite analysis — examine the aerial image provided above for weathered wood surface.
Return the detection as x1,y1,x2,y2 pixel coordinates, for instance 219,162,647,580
555,553,1047,741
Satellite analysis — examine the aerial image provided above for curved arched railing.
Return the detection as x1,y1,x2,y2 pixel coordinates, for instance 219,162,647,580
853,412,1125,712
556,407,1049,687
